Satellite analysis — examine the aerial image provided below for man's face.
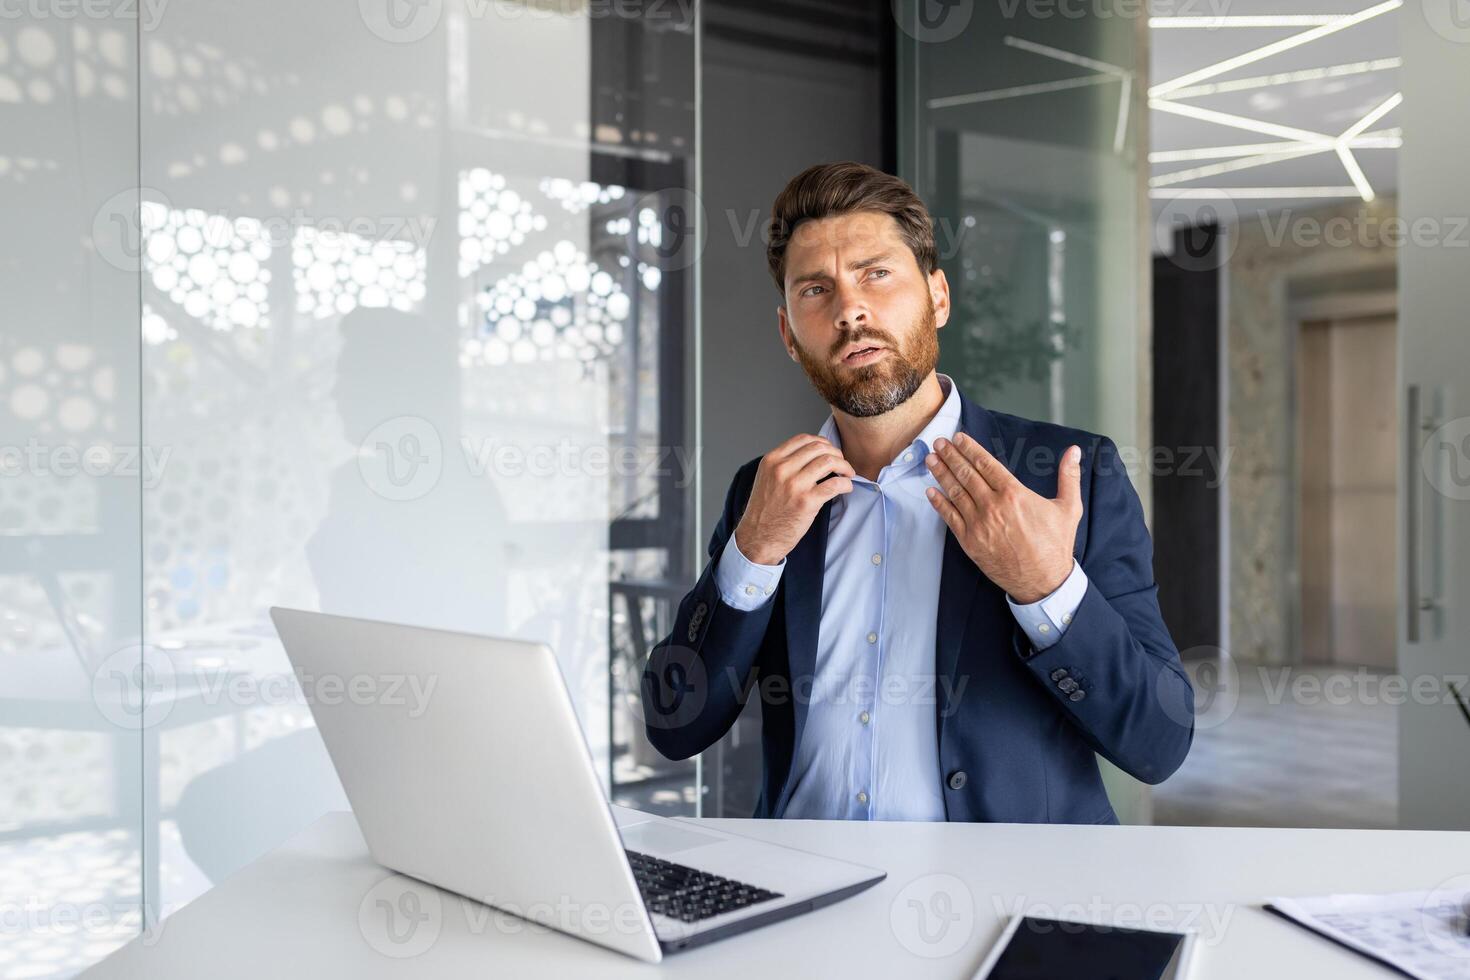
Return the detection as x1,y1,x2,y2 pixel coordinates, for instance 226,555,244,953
777,210,949,418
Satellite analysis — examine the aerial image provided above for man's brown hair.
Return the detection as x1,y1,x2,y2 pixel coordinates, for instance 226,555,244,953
765,161,937,296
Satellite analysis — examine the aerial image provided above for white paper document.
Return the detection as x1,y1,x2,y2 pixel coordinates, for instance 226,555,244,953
1266,888,1470,980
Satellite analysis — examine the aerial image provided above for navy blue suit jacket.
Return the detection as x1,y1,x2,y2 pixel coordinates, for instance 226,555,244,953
641,392,1195,824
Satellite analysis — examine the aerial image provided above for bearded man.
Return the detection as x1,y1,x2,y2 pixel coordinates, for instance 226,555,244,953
641,162,1194,825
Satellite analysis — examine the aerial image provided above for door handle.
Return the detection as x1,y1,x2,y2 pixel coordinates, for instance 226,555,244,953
1406,384,1441,643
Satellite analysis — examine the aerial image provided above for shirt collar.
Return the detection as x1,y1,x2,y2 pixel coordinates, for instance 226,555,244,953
817,373,964,466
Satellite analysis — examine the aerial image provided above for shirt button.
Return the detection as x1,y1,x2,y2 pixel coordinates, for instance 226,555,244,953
856,791,869,805
903,451,914,463
744,585,757,596
764,586,774,596
871,553,883,565
1062,613,1072,625
859,711,871,725
1038,623,1051,634
866,632,878,644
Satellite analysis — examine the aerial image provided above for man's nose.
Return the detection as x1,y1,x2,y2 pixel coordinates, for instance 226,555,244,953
834,288,869,330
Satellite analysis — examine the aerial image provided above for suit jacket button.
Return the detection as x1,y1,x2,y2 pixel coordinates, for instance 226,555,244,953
1068,690,1086,702
1049,668,1068,682
947,770,967,791
686,602,709,642
1058,677,1078,693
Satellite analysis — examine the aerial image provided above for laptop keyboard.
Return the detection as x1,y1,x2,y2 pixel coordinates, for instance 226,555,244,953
625,850,784,923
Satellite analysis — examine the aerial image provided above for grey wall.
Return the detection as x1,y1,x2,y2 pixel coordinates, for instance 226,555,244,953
697,11,887,815
698,35,885,536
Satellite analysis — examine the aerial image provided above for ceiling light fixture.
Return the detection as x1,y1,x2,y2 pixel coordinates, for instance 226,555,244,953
1332,92,1403,200
1149,0,1402,98
1161,58,1402,100
927,74,1114,110
1150,146,1335,187
1149,129,1401,163
1150,99,1332,142
1000,36,1135,152
1150,15,1346,28
1149,187,1363,199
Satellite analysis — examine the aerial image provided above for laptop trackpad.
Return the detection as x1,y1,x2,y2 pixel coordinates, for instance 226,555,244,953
620,820,724,856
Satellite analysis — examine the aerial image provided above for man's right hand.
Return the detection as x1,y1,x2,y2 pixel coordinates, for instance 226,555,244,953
732,435,855,566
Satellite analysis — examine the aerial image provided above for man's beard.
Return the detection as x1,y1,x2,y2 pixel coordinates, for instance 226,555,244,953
791,302,940,418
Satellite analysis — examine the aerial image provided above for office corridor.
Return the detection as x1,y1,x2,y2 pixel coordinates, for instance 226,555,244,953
1154,664,1397,829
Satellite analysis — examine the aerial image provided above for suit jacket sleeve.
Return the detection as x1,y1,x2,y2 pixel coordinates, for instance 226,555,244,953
1012,436,1196,784
641,461,775,761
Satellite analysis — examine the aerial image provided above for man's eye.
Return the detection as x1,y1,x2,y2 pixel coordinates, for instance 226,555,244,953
802,285,826,297
869,269,890,280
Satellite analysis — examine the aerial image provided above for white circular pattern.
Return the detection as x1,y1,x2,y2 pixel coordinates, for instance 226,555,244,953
12,348,44,376
10,384,49,420
57,396,98,433
55,344,93,372
293,226,425,318
17,26,56,68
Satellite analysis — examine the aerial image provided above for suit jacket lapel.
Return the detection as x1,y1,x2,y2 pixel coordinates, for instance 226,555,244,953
935,394,1008,738
778,495,832,810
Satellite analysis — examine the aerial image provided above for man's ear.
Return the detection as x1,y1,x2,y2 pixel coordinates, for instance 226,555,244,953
776,305,799,362
929,268,951,329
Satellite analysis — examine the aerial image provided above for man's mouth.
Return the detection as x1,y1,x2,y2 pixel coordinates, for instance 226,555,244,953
841,345,888,366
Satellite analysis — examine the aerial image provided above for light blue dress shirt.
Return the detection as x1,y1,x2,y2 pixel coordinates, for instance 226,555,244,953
715,375,1089,820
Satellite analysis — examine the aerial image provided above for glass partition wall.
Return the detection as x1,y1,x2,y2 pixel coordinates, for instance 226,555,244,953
896,2,1147,443
1,4,699,976
896,2,1152,818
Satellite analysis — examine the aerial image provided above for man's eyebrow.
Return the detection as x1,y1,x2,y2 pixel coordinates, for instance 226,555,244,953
788,251,897,288
848,251,896,271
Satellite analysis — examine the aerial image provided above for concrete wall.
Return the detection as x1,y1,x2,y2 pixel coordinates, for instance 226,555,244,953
1225,197,1399,665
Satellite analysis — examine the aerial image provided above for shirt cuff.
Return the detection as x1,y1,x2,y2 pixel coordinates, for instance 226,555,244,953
1006,559,1087,651
714,535,785,611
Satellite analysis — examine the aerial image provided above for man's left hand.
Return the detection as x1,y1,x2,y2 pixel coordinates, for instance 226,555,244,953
924,432,1082,604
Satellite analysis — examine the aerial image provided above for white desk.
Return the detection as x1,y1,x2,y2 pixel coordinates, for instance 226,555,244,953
84,811,1470,978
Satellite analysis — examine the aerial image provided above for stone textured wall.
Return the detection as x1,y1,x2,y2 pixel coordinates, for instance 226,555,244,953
1227,197,1398,665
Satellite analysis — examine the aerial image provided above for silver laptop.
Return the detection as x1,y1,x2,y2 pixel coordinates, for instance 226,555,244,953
269,607,885,963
